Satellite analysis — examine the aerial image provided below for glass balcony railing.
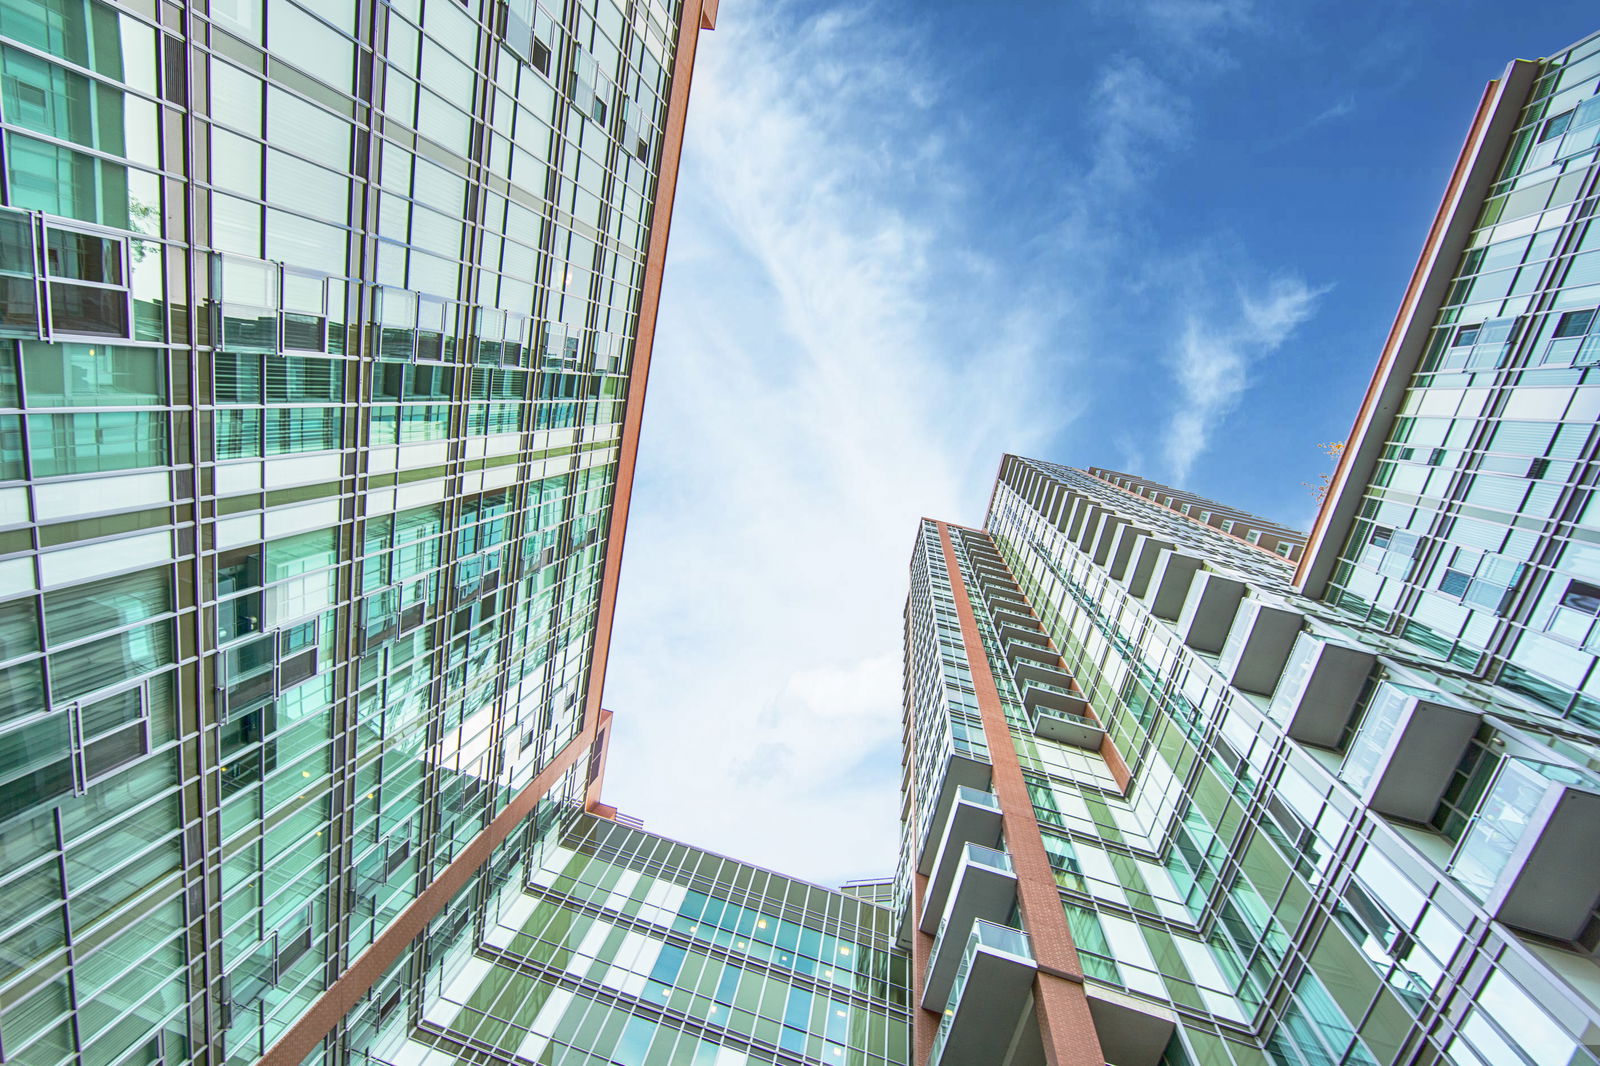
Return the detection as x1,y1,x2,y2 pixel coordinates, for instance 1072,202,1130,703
930,846,1014,948
964,842,1012,872
955,785,999,811
929,920,1034,1066
1021,677,1077,699
1035,704,1098,728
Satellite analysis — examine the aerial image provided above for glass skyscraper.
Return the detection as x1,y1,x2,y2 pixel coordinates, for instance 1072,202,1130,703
899,31,1600,1066
0,0,719,1064
4,6,1600,1066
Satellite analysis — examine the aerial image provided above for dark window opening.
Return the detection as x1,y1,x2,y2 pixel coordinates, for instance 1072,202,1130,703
1555,308,1595,338
1561,580,1600,617
1541,109,1574,142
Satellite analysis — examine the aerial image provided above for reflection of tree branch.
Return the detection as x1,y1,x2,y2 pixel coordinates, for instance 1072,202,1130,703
129,198,159,251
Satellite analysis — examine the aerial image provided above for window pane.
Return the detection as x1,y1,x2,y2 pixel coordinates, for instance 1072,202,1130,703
48,282,128,336
28,411,168,475
0,276,39,336
50,619,172,702
45,230,122,284
0,659,45,727
44,567,170,648
21,342,165,406
264,407,340,454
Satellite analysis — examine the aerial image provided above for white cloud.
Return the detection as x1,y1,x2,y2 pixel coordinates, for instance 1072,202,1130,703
601,3,1065,885
1162,277,1326,482
600,0,1329,886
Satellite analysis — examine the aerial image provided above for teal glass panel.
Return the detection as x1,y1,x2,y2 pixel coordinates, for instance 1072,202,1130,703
21,342,165,406
27,410,167,475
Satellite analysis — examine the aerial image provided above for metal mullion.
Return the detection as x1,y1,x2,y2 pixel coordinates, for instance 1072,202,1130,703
53,807,87,1066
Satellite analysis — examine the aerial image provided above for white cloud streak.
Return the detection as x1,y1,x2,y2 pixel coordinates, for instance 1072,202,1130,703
602,0,1330,884
1162,278,1327,482
602,4,1065,885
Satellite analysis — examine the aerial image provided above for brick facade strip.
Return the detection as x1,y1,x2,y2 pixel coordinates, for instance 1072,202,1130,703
936,522,1107,1066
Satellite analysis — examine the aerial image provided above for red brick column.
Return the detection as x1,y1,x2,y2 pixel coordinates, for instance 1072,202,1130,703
936,523,1106,1066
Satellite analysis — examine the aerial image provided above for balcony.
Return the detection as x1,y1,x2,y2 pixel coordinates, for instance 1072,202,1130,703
1122,534,1175,598
1005,636,1060,670
1176,571,1246,654
1449,756,1600,940
1057,497,1088,539
1089,512,1129,566
916,753,995,874
997,618,1045,645
1073,502,1105,550
1033,701,1106,750
1086,983,1179,1066
1143,549,1203,620
983,584,1029,613
1342,682,1478,821
1269,634,1377,747
989,602,1037,630
922,853,1022,1011
1217,599,1304,695
928,921,1036,1066
1105,523,1151,581
921,795,1006,933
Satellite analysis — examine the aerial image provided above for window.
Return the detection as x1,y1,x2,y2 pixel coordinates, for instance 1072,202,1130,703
43,225,129,338
213,353,343,458
1560,580,1600,616
218,621,320,718
1542,307,1600,367
1437,549,1523,613
1449,316,1519,368
68,685,151,789
217,256,278,352
1545,578,1600,651
0,207,38,336
1554,309,1594,338
1368,526,1419,576
1540,109,1573,142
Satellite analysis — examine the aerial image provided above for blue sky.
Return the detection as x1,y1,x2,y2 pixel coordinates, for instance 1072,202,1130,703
600,1,1600,885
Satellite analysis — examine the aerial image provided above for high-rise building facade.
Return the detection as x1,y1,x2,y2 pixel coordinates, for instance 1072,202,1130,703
7,8,1600,1066
0,1,717,1065
898,31,1600,1066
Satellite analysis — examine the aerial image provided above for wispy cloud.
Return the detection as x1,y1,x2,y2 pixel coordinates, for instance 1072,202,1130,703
1162,277,1327,482
604,0,1331,883
603,3,1066,884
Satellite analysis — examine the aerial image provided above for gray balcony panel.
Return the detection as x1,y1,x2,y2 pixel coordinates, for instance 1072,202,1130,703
1091,513,1129,566
1071,501,1103,546
1052,490,1085,533
1484,782,1600,941
916,753,993,875
928,923,1036,1066
921,793,1005,934
1106,523,1151,580
1359,694,1479,822
1123,535,1175,598
1087,984,1179,1066
1005,638,1060,670
1219,599,1304,695
920,855,1020,1011
1176,571,1247,654
1143,550,1204,621
1034,704,1107,750
1272,635,1377,748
